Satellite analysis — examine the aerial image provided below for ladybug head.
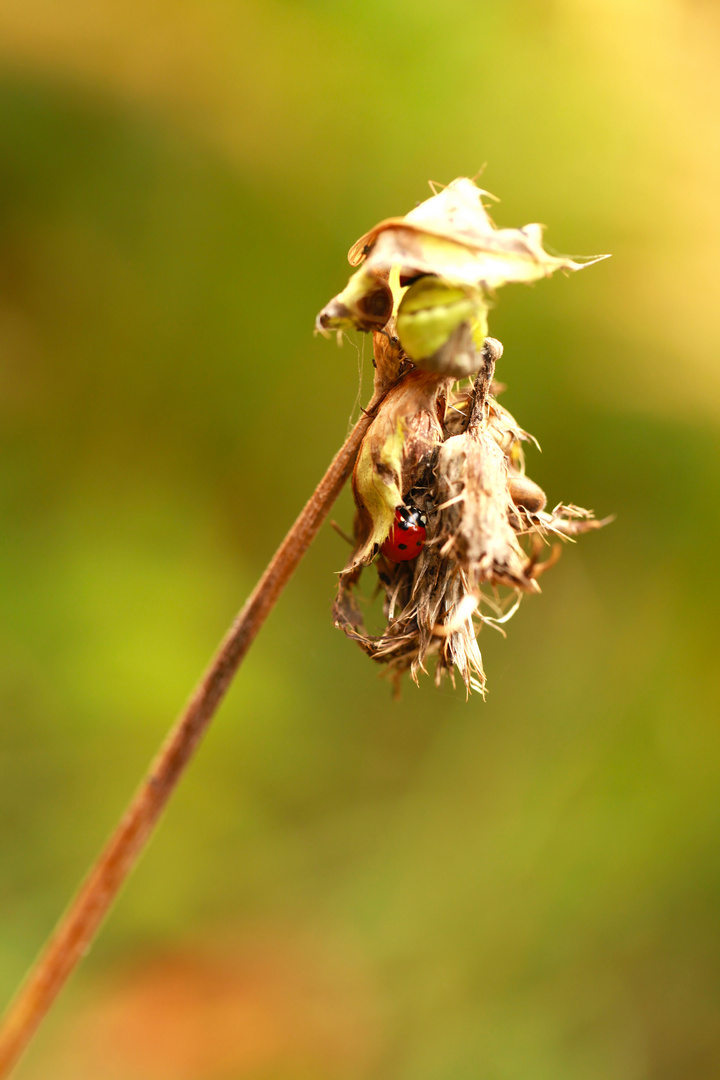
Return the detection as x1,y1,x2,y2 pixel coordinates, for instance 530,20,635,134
397,503,427,530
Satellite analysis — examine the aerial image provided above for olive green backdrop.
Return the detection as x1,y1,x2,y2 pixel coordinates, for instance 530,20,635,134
1,2,719,1077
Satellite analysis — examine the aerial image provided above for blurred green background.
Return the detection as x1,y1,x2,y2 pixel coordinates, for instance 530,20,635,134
1,1,719,1077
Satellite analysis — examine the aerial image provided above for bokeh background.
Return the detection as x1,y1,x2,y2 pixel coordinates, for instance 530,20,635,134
1,1,719,1077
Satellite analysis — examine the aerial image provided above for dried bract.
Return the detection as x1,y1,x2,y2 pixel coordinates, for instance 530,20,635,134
351,367,451,564
395,278,489,379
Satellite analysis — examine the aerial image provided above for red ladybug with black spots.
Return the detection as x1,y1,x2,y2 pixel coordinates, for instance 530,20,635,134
381,503,427,562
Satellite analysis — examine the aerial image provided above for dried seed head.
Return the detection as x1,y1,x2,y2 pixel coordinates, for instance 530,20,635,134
322,180,610,696
332,334,608,697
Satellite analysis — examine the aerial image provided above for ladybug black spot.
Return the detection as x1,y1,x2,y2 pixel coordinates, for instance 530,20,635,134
398,543,408,550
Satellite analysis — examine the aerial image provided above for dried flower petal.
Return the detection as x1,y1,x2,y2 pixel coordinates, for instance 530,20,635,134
348,177,608,287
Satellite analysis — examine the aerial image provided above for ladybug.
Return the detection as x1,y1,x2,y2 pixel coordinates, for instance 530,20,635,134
381,503,427,562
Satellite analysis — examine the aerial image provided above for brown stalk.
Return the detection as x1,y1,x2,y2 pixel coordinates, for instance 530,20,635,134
0,390,387,1079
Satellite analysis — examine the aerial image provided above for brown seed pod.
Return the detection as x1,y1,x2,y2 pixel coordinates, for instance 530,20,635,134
508,475,547,513
315,269,393,335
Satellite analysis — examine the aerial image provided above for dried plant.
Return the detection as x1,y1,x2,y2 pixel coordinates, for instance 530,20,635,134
318,178,610,695
0,177,609,1078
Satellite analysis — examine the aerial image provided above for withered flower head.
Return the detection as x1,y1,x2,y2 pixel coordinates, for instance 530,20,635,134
318,178,610,696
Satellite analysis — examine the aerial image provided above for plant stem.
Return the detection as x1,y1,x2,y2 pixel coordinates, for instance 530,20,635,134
0,393,384,1079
